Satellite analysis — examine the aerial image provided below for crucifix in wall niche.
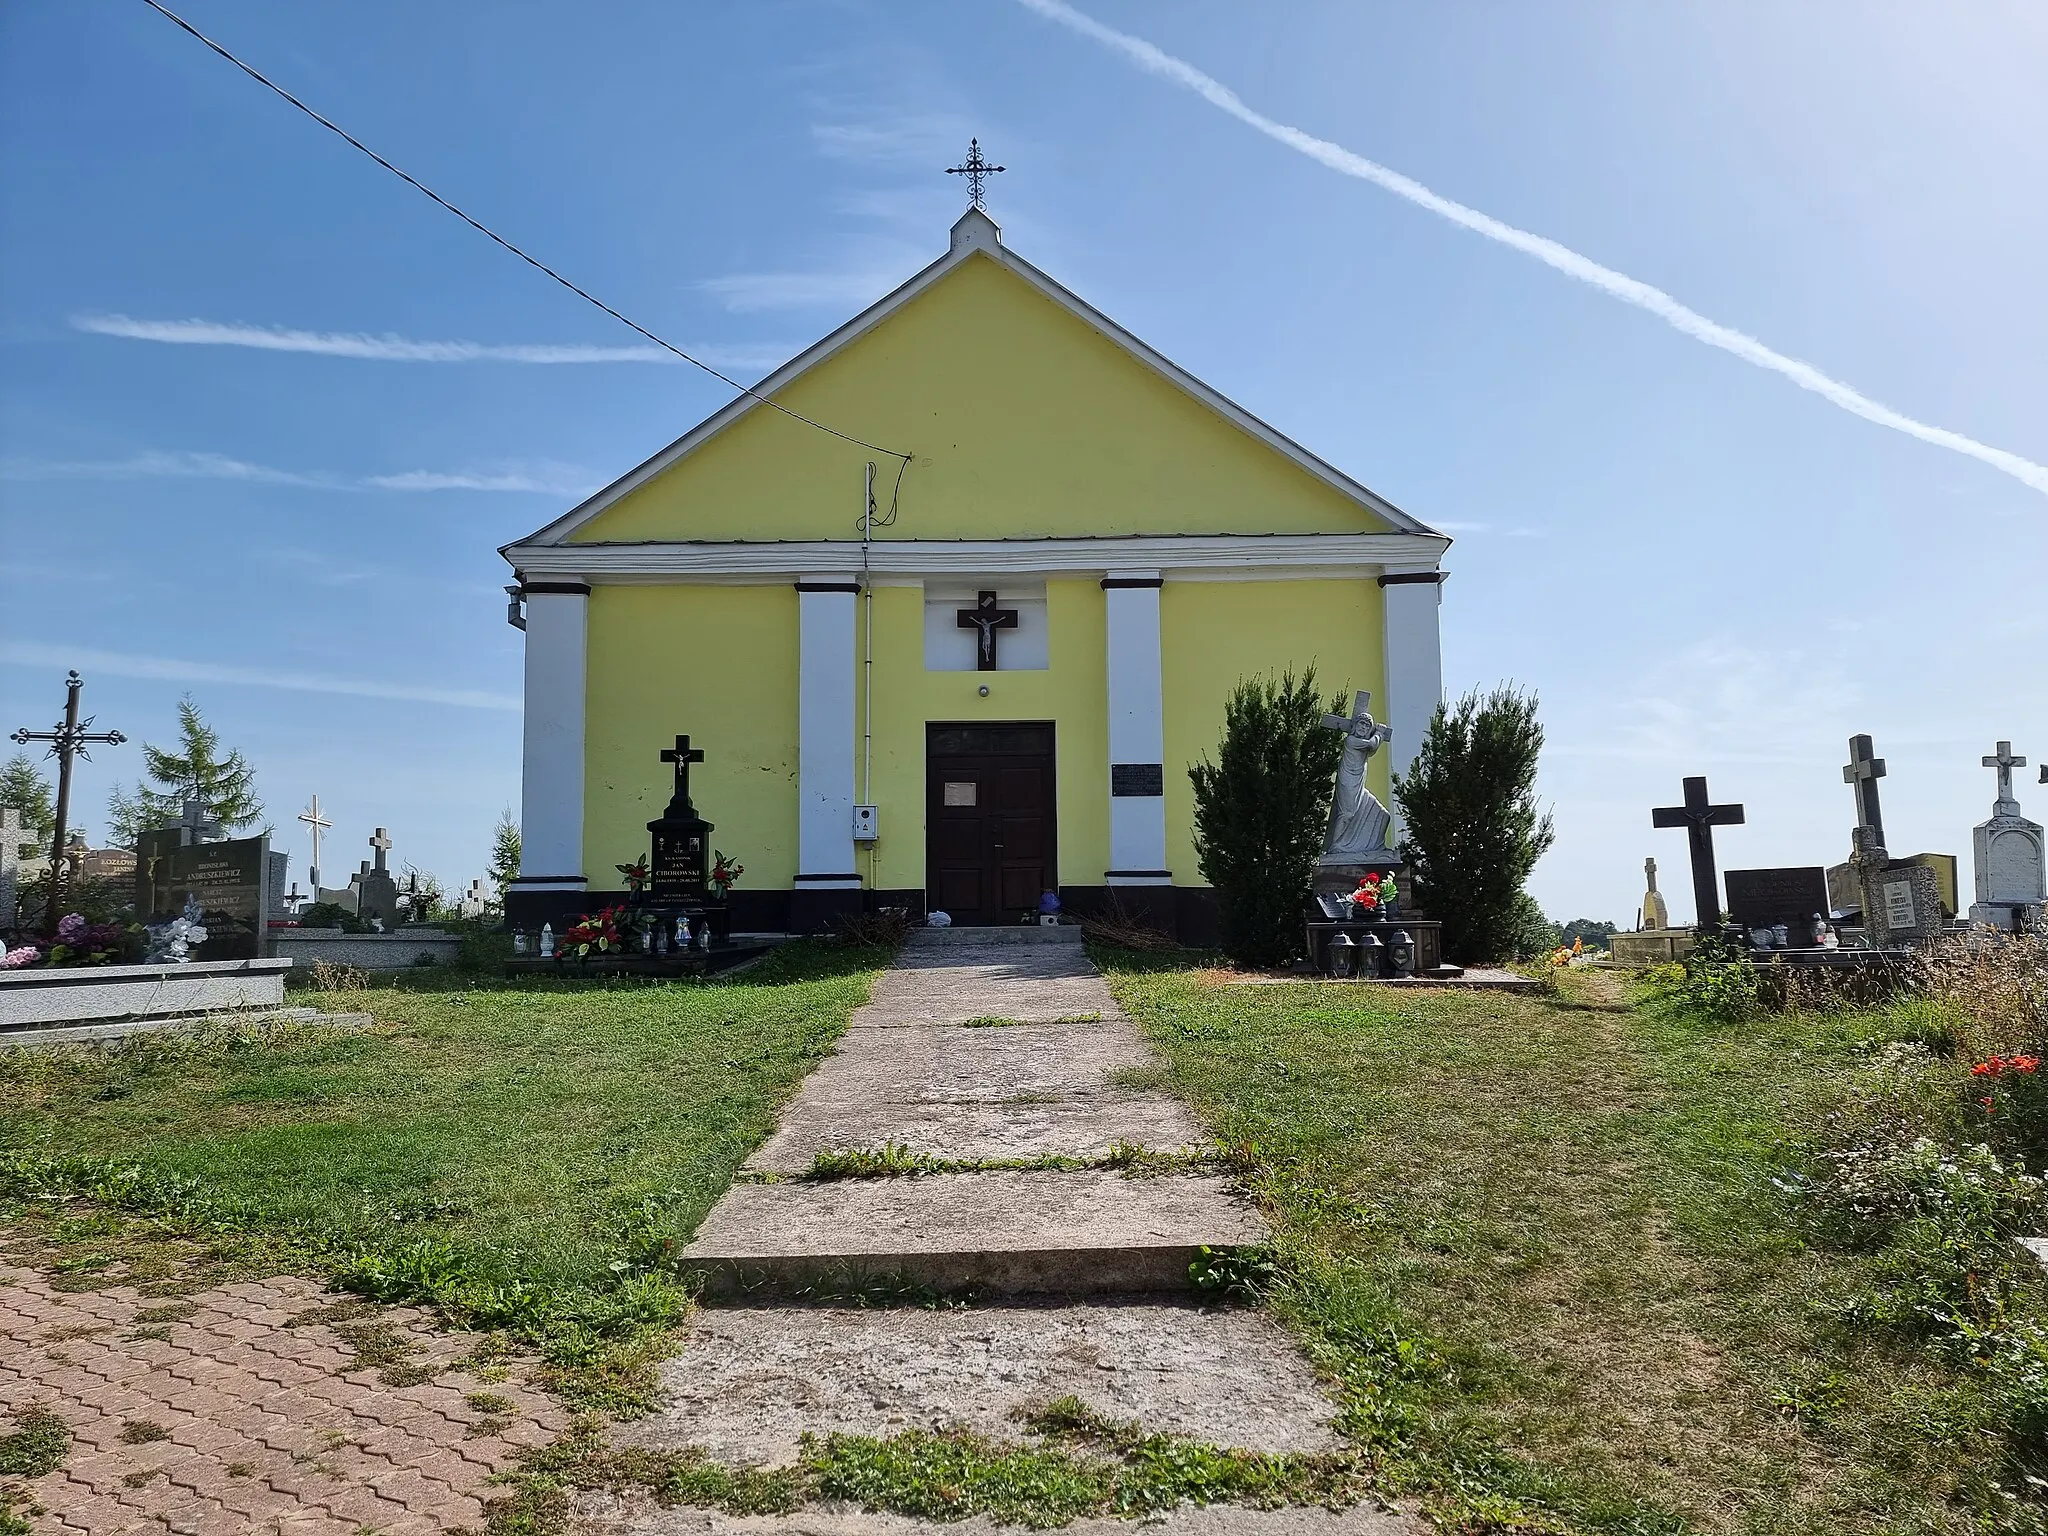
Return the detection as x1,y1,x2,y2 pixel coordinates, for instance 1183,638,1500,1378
957,591,1018,671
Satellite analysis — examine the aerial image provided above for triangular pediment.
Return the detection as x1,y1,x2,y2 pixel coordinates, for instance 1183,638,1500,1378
510,212,1433,551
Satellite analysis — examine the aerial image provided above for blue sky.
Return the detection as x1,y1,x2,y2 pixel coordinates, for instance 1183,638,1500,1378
3,1,2044,923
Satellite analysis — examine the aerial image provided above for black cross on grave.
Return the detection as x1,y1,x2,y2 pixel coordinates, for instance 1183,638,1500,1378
957,591,1018,671
1651,776,1746,934
661,735,705,817
1842,733,1887,845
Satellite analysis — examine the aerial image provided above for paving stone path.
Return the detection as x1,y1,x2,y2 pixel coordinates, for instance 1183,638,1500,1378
625,929,1421,1535
0,1262,563,1534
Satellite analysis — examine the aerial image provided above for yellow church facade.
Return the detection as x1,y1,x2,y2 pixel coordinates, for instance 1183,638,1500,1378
501,209,1450,936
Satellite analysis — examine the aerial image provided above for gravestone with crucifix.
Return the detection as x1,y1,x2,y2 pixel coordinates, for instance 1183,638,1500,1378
956,591,1019,671
648,734,715,903
355,827,401,930
1968,741,2045,933
1651,776,1745,933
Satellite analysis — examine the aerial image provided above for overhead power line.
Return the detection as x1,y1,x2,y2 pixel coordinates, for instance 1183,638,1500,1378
136,0,914,466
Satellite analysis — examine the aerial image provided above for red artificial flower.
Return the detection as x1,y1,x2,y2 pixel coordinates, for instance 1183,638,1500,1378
2013,1055,2040,1073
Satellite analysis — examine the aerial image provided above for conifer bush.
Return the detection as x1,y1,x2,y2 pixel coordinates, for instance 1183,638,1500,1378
1189,670,1345,969
1393,685,1554,964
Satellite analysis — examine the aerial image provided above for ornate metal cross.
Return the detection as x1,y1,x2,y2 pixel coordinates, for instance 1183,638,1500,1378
1983,740,2028,807
956,591,1019,671
368,826,393,874
298,794,332,890
1651,775,1746,934
1842,733,1887,844
946,139,1005,211
10,670,124,934
661,735,705,816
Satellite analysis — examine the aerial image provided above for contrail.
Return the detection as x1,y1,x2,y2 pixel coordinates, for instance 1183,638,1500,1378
1016,0,2048,498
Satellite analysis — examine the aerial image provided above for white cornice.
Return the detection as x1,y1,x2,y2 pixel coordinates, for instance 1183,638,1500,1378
503,211,1440,553
505,533,1450,584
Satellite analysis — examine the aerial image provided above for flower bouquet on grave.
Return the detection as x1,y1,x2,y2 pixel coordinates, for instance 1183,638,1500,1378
41,912,131,968
1351,874,1393,922
561,904,627,960
616,856,651,899
711,851,744,898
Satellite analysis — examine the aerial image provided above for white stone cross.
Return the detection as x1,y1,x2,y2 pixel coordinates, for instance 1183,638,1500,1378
297,794,332,889
1985,741,2028,808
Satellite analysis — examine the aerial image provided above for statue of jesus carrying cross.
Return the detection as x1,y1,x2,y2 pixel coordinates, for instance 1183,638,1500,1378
1320,691,1396,862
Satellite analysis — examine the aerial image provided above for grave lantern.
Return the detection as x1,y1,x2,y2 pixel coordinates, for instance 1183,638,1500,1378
1386,929,1416,977
1325,931,1357,978
1355,929,1386,979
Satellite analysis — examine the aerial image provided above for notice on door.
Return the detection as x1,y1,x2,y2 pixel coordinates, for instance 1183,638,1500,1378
943,781,977,806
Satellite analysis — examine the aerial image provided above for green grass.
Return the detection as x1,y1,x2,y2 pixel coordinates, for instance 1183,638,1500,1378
0,943,886,1401
1097,948,2038,1536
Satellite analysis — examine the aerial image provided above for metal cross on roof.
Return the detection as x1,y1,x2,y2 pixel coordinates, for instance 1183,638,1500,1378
946,139,1005,211
10,669,125,935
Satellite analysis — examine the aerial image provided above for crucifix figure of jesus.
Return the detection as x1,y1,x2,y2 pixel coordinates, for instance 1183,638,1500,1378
1842,734,1887,845
1984,741,2028,810
661,735,706,817
957,591,1018,671
10,670,125,934
1319,691,1396,861
1651,776,1746,933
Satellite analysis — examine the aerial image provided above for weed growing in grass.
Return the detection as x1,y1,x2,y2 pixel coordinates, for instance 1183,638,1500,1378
116,1420,168,1445
0,1406,68,1477
800,1141,1225,1182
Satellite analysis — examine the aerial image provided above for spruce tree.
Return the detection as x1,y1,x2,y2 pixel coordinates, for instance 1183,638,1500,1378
1189,670,1346,968
488,809,522,901
1393,685,1555,964
0,753,55,857
104,696,263,846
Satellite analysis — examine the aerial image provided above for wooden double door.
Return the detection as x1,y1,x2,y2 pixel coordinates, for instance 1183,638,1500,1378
926,723,1056,925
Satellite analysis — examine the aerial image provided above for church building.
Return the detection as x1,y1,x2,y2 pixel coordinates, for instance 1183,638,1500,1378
500,198,1450,938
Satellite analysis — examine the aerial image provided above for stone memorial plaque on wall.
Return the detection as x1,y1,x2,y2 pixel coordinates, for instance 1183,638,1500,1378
1882,879,1918,931
1724,866,1830,934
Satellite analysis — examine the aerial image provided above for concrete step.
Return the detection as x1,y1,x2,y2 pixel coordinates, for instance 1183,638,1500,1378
746,1020,1204,1173
906,924,1083,948
681,1169,1263,1297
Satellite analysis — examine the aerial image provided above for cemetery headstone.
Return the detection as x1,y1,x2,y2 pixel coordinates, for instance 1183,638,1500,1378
1651,776,1745,932
1724,866,1830,947
137,831,272,960
459,878,486,919
1851,825,1943,948
1968,742,2046,933
0,807,19,929
1637,856,1670,931
648,735,713,902
265,849,291,925
356,828,401,929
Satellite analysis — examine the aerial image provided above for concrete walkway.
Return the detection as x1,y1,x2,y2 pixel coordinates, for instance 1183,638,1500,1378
628,931,1420,1533
683,927,1258,1296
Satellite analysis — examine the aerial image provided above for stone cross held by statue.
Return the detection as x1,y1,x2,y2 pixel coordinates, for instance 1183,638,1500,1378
1842,734,1887,844
1651,775,1746,934
10,669,125,935
1984,741,2027,809
368,826,392,874
661,735,706,816
957,591,1018,671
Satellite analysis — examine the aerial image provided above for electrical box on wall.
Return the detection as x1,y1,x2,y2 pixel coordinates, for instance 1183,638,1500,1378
852,805,879,842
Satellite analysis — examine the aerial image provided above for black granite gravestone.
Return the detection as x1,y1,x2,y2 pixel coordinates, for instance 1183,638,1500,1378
648,734,713,903
1725,866,1830,940
138,833,270,960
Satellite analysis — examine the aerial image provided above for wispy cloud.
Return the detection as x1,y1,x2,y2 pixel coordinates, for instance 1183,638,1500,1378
812,115,973,166
0,642,520,712
0,451,594,497
696,269,910,314
70,314,791,373
1017,0,2048,500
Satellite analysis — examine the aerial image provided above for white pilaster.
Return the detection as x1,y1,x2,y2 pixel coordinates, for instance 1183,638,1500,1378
1379,568,1446,835
517,585,589,887
1103,572,1170,883
797,582,861,887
